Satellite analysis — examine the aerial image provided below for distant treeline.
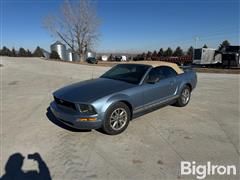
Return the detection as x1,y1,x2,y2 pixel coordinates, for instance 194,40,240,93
132,40,231,61
0,46,44,57
133,46,193,61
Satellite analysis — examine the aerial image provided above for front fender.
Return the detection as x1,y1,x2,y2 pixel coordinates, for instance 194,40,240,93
99,93,133,122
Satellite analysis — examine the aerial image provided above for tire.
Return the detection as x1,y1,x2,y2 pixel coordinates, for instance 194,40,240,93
175,85,191,107
102,102,131,135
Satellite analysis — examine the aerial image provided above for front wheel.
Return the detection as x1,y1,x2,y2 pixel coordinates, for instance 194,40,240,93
102,102,130,135
175,86,191,107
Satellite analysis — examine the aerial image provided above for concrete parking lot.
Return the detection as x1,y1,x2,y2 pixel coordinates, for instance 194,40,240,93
1,57,239,180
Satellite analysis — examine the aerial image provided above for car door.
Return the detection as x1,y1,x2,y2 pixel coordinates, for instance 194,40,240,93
142,66,178,107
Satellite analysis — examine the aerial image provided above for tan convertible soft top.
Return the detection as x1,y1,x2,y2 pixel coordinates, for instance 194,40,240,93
125,61,184,74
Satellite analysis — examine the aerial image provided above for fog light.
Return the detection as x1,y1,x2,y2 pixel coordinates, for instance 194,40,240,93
79,118,88,121
78,118,96,122
88,118,96,121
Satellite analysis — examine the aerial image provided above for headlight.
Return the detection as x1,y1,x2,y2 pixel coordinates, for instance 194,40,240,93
79,104,97,114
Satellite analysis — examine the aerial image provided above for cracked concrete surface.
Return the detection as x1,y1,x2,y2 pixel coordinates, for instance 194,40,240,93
1,57,239,180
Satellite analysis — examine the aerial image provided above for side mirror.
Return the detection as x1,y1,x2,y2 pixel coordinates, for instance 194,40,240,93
147,75,160,84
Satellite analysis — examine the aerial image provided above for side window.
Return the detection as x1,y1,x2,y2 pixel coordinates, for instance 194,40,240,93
148,67,165,80
146,66,177,82
161,66,177,78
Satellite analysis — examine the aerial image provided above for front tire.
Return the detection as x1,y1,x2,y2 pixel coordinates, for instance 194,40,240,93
175,85,191,107
102,102,130,135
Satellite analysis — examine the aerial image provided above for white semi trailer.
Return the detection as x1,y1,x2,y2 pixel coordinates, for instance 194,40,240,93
193,48,221,65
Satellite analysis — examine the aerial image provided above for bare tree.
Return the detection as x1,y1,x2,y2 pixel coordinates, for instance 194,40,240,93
43,0,100,61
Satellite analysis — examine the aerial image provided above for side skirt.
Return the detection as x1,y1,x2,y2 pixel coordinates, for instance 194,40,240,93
132,96,178,120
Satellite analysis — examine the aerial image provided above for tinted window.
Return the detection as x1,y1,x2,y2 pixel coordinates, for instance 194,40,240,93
194,49,202,60
161,66,177,78
101,64,150,84
147,68,165,81
147,66,177,81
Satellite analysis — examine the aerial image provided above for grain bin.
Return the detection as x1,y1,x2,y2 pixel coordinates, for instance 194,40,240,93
50,41,67,60
66,49,73,61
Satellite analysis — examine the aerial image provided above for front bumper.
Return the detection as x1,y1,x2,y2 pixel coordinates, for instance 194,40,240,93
50,101,102,129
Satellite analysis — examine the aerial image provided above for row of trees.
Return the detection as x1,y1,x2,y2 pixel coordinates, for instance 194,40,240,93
133,40,231,61
133,46,194,61
0,46,44,57
0,46,61,60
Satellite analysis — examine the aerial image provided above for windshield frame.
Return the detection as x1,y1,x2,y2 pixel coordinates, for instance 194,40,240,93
100,64,152,85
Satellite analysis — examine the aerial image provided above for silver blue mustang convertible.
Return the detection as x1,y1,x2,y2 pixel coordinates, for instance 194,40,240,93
50,61,197,135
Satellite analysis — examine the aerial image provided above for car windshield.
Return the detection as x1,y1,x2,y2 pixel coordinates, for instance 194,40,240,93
100,64,150,84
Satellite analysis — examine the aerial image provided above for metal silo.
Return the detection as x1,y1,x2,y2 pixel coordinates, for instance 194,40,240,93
50,41,67,60
66,49,73,61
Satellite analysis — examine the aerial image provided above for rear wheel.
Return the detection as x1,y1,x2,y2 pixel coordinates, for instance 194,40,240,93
102,102,130,135
175,85,191,107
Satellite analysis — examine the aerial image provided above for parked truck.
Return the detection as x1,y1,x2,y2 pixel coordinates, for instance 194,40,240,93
218,46,240,68
193,46,240,68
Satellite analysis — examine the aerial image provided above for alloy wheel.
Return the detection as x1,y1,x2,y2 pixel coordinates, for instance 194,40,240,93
181,88,190,104
110,108,128,131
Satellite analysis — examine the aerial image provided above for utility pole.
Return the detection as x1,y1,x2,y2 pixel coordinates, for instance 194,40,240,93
194,36,199,49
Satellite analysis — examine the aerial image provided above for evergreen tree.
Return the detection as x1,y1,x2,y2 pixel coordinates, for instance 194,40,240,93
1,46,12,56
141,52,146,60
108,54,113,61
146,51,152,60
151,50,158,60
164,47,173,57
11,48,17,57
18,48,28,57
33,46,44,57
173,46,184,57
157,48,164,57
50,51,60,59
203,44,208,48
218,40,230,50
26,49,32,57
187,46,194,56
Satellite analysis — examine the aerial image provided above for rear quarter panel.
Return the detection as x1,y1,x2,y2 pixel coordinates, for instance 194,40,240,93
175,70,197,95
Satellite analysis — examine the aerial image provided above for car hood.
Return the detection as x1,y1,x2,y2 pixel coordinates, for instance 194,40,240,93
53,78,136,103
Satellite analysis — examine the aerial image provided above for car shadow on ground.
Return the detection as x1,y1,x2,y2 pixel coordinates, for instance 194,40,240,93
46,107,91,132
0,152,51,180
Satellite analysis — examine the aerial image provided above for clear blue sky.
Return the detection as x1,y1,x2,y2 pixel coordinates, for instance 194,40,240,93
1,0,239,53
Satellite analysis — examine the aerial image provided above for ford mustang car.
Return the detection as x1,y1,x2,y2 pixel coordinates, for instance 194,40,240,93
50,61,197,135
